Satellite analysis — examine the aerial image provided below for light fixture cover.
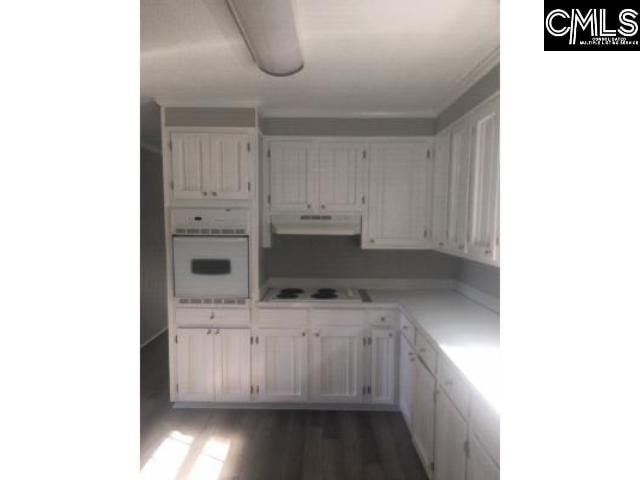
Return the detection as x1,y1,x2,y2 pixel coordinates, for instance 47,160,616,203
226,0,304,76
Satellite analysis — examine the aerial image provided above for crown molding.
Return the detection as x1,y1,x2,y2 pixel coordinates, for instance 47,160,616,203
260,109,438,119
434,46,500,117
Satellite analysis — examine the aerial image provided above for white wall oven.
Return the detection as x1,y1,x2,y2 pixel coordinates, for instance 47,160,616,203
171,208,249,300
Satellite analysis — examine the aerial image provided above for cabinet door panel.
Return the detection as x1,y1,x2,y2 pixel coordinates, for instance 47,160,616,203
432,128,451,247
434,390,468,480
399,335,415,426
215,329,251,401
255,328,307,402
412,359,437,476
467,435,499,480
310,326,364,403
467,97,500,263
366,142,429,247
175,329,215,401
317,142,365,211
446,121,471,254
369,328,397,404
170,133,208,200
269,141,315,211
209,134,249,199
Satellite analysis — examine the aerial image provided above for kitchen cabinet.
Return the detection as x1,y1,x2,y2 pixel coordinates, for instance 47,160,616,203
366,328,397,404
175,328,215,401
317,141,367,211
445,119,472,255
268,140,315,211
253,327,308,402
467,96,500,264
434,388,468,480
175,327,251,402
267,139,366,213
432,128,451,248
169,132,250,201
364,141,431,248
412,357,437,477
399,334,415,426
309,325,364,403
466,435,499,480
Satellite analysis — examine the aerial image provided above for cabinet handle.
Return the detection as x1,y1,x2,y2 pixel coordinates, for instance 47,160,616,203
203,191,208,196
212,191,217,197
206,329,212,335
307,203,311,209
380,316,385,322
458,244,465,250
302,331,306,336
370,239,375,244
438,242,444,247
210,312,215,319
485,249,492,255
215,329,220,335
315,332,320,337
321,204,325,209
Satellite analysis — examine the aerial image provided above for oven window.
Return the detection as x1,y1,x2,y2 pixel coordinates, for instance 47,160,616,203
191,259,231,275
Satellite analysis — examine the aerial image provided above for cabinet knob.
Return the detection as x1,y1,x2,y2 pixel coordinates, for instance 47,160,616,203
438,242,444,247
210,312,215,319
458,244,465,250
315,332,320,337
203,191,208,196
388,332,393,338
206,329,212,335
321,204,325,209
370,239,375,244
307,204,311,209
215,329,220,335
380,317,385,322
212,191,217,197
302,331,306,337
485,249,492,255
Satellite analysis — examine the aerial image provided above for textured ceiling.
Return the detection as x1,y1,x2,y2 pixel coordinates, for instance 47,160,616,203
141,0,499,117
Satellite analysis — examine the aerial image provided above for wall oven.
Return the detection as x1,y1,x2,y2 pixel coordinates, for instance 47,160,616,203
171,208,249,300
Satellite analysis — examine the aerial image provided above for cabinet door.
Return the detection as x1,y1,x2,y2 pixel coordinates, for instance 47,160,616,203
399,334,415,426
254,328,308,402
170,133,209,200
467,97,500,263
316,141,366,212
215,329,251,402
432,128,451,248
434,390,468,480
206,134,250,200
366,142,429,248
446,120,472,254
368,328,397,404
412,359,437,476
268,140,315,211
309,326,364,403
466,435,499,480
175,328,215,401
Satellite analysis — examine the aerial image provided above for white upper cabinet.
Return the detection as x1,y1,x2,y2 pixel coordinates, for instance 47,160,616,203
253,327,308,402
268,140,315,211
467,96,500,264
434,389,468,480
445,119,472,255
432,128,451,249
169,132,250,201
309,325,364,403
367,328,397,404
364,141,431,248
316,141,366,212
267,139,365,213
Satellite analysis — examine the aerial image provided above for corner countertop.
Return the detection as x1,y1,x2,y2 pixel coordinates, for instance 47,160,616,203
368,289,500,415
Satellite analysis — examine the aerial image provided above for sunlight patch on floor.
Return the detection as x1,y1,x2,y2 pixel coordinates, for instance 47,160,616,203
140,430,194,480
183,436,231,480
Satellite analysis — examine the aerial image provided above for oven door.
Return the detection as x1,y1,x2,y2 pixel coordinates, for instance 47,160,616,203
172,236,249,298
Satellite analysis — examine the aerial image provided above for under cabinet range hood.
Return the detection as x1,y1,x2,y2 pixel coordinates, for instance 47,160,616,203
270,213,362,236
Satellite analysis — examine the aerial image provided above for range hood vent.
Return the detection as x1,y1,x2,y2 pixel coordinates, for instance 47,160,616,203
271,213,362,236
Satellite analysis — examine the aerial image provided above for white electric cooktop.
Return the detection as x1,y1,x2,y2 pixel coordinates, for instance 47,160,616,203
264,287,363,303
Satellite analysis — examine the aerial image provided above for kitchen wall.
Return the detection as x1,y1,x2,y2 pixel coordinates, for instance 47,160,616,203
456,258,500,298
266,235,458,280
141,146,167,347
261,117,436,136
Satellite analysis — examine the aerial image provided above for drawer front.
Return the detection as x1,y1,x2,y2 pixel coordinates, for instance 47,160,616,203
257,308,307,327
469,392,500,465
310,309,367,326
437,355,470,417
368,310,398,328
415,330,437,374
175,308,250,327
400,315,416,344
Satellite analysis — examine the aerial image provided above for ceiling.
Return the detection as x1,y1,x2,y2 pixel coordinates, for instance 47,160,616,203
141,0,499,117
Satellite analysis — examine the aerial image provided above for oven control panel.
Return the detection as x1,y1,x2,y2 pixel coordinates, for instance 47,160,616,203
171,208,249,235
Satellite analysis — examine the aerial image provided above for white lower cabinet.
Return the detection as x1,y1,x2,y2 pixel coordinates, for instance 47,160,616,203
175,327,251,402
412,358,437,476
367,328,397,404
253,327,308,402
309,325,365,403
434,389,468,480
466,435,499,480
399,334,415,426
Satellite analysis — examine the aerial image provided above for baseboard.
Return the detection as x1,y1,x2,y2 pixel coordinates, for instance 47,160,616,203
173,401,399,411
454,281,499,313
141,327,168,349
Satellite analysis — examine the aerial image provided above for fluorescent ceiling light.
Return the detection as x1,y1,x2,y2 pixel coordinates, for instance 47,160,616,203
226,0,304,77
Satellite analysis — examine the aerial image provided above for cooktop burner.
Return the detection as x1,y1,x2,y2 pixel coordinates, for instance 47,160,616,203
311,292,338,299
316,288,337,294
280,288,304,295
276,292,300,299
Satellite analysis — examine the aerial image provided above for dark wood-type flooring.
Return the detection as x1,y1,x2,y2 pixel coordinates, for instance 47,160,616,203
141,332,428,480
